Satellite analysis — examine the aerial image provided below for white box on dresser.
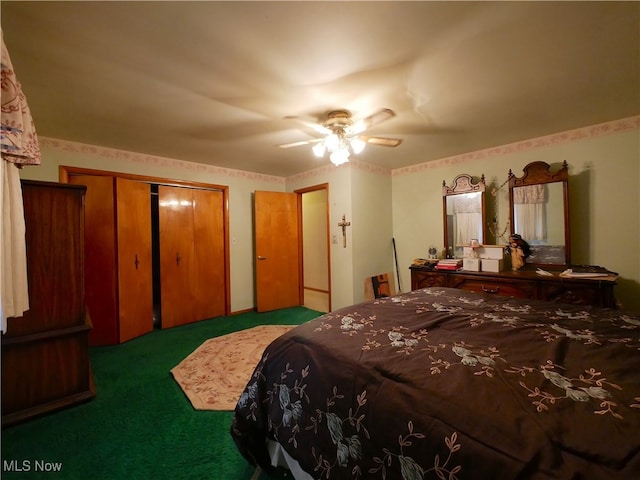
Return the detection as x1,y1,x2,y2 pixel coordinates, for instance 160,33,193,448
481,258,504,272
479,245,505,260
463,258,481,271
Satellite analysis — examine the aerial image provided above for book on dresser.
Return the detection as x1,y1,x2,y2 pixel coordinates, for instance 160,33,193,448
436,259,463,271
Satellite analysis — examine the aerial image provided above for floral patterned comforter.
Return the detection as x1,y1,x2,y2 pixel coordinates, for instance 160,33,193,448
231,287,640,479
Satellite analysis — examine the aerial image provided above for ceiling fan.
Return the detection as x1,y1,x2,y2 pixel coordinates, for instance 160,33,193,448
278,108,402,166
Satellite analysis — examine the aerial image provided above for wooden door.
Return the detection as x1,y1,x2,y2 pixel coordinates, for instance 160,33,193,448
69,175,153,344
158,185,196,328
254,191,301,312
192,188,226,320
115,178,154,342
159,186,226,327
69,174,118,345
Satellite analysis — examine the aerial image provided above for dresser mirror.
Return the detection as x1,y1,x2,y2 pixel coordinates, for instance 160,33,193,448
508,161,570,265
443,174,486,258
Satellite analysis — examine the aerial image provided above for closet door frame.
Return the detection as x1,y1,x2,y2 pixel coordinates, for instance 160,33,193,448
59,166,231,317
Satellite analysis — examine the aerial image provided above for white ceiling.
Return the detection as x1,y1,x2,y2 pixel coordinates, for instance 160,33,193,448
1,1,638,177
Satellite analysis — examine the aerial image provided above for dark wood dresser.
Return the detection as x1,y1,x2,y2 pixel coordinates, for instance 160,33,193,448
410,264,618,309
2,180,95,427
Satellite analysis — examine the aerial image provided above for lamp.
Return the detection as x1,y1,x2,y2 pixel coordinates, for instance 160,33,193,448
312,130,366,166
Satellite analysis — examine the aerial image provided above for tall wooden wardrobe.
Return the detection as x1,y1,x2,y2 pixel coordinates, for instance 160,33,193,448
2,181,95,427
68,172,226,345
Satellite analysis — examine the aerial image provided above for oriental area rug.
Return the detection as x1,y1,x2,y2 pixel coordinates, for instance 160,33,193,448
171,325,294,410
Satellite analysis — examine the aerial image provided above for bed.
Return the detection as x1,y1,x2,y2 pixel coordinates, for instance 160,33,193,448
231,287,640,479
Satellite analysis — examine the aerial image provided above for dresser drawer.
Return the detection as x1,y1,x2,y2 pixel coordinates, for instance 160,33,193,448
448,275,536,299
411,270,447,290
540,282,616,308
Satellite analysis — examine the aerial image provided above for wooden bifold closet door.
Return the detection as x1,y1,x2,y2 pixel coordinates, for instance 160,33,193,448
158,185,225,329
69,175,153,345
115,178,154,342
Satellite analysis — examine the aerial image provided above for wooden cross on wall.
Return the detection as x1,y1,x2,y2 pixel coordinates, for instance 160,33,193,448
338,214,351,248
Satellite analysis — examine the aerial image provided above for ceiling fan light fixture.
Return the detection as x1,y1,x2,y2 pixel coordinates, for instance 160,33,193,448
312,142,326,157
279,108,400,167
350,137,366,154
330,148,350,166
324,133,340,152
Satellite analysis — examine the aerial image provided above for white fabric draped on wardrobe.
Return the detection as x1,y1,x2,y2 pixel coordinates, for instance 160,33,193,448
1,29,41,332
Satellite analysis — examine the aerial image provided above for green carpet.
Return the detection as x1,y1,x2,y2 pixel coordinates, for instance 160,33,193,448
1,307,322,480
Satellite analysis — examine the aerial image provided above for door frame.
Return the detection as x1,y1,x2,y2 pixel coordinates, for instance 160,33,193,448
295,183,331,312
59,166,231,316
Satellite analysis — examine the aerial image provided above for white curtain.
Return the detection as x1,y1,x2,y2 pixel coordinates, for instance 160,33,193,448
513,185,546,242
0,162,29,330
1,29,41,331
452,194,482,245
455,212,482,246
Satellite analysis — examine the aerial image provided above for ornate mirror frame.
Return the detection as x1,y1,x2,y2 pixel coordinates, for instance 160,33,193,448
442,174,486,258
508,161,570,266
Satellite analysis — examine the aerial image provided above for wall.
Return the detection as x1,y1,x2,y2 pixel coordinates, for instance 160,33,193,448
20,116,640,312
18,139,285,313
21,139,391,313
392,117,640,310
286,164,354,310
287,160,394,308
350,164,395,301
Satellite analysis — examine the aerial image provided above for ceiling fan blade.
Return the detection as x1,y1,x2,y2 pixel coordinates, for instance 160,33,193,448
360,135,403,147
278,138,323,149
301,121,332,136
284,115,332,135
351,108,396,134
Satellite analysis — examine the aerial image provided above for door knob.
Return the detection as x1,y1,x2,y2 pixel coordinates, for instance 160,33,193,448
257,256,267,260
